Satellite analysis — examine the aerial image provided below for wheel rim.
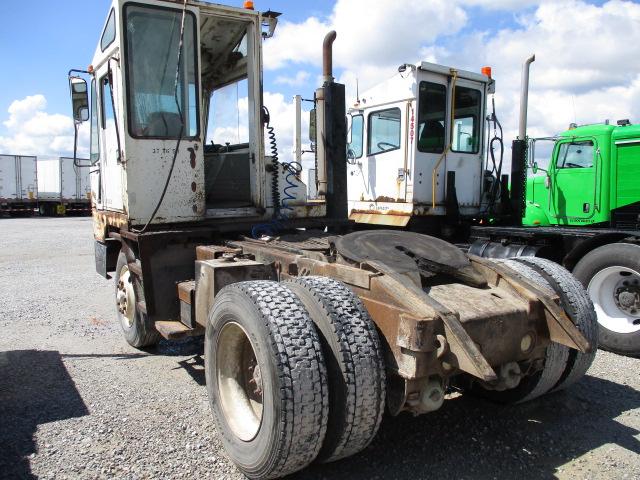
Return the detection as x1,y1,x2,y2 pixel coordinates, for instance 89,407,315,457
588,266,640,334
116,266,136,330
216,321,263,442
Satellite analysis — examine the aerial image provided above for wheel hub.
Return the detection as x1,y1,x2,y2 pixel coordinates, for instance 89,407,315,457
614,284,640,315
216,322,264,441
116,267,136,329
588,266,640,334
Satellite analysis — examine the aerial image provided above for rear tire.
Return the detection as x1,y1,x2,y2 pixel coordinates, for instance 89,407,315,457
286,276,386,463
572,243,640,356
205,281,329,479
470,259,569,403
514,256,598,389
114,251,160,348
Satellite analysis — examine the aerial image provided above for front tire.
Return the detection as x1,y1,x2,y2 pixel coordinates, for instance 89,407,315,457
572,243,640,356
114,251,160,348
205,281,329,479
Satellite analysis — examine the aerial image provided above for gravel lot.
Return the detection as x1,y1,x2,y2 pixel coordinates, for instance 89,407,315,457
1,217,639,480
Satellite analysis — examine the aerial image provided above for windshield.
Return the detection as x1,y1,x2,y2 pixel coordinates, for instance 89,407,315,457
124,5,199,139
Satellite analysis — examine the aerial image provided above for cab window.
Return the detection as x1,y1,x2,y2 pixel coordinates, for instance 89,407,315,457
101,9,116,52
348,114,364,159
557,141,594,168
90,79,100,163
124,4,199,139
368,108,401,155
451,86,481,153
418,82,446,154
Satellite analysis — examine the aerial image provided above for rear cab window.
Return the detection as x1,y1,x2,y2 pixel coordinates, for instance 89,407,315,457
368,108,401,155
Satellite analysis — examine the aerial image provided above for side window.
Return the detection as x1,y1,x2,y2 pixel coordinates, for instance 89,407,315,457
368,108,401,155
101,9,116,52
451,86,481,153
90,79,100,163
557,141,594,169
348,114,363,159
418,82,446,154
101,76,115,129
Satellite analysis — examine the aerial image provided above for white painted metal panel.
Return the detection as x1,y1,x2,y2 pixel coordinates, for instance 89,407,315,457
0,155,37,201
37,158,61,201
0,155,18,200
19,156,38,200
60,157,91,201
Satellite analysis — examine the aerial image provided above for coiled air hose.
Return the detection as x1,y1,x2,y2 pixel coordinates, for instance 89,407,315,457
251,107,303,238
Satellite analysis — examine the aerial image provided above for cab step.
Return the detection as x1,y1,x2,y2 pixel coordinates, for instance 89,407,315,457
177,280,196,328
155,320,204,340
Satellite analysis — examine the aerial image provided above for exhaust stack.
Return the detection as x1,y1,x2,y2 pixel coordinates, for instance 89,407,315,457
315,30,347,221
322,31,337,84
518,54,536,140
316,30,338,198
510,54,535,225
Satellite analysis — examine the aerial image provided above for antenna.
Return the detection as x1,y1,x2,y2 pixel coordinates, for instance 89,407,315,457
356,77,360,104
571,95,577,125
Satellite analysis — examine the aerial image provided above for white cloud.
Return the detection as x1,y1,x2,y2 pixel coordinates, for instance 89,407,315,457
264,0,467,74
0,95,89,157
275,70,311,87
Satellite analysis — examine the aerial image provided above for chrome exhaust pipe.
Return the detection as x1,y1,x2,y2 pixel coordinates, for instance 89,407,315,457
518,54,535,140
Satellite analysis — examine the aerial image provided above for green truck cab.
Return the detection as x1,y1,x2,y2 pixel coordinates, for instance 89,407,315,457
524,122,640,228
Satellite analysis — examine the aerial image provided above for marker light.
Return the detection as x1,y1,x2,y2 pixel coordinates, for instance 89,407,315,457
244,1,254,9
481,66,492,78
88,64,94,74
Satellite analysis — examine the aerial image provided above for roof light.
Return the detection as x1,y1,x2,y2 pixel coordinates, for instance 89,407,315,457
481,66,492,78
244,1,254,9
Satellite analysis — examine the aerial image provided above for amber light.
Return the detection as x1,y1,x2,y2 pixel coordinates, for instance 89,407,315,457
244,1,254,9
481,66,492,78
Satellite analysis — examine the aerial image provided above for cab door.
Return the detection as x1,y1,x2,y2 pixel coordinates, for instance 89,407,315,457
361,103,407,202
99,72,124,211
549,138,598,223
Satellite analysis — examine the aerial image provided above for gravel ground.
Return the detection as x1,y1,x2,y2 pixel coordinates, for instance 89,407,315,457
0,217,638,480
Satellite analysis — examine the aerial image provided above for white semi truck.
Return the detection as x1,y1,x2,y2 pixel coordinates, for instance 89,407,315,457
70,1,597,478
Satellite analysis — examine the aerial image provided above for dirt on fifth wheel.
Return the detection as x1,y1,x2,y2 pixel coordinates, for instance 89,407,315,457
0,216,639,480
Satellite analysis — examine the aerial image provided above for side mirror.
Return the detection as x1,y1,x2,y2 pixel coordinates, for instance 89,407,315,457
309,109,316,144
69,76,89,122
532,162,538,174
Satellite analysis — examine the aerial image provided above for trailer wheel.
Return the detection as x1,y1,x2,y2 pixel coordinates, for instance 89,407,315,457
572,243,640,356
114,251,160,348
514,257,598,389
205,281,329,479
286,276,386,463
470,259,570,403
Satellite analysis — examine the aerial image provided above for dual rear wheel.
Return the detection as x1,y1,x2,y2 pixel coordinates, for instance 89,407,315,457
471,258,598,403
204,278,386,479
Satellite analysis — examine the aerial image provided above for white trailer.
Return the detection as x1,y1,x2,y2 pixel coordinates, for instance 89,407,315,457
37,157,91,215
0,154,38,215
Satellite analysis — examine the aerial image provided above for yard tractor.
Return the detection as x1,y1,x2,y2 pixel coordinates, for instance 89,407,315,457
341,54,639,355
70,1,597,478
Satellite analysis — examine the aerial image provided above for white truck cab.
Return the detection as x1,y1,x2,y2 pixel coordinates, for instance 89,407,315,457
71,0,319,241
346,62,495,227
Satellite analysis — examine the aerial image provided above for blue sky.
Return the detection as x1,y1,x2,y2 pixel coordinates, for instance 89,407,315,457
0,0,638,162
0,0,528,121
0,1,331,117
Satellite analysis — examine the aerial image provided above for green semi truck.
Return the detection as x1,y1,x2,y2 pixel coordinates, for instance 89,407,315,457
471,121,640,355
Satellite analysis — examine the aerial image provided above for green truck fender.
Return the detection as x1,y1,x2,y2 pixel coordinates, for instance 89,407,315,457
523,200,552,226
